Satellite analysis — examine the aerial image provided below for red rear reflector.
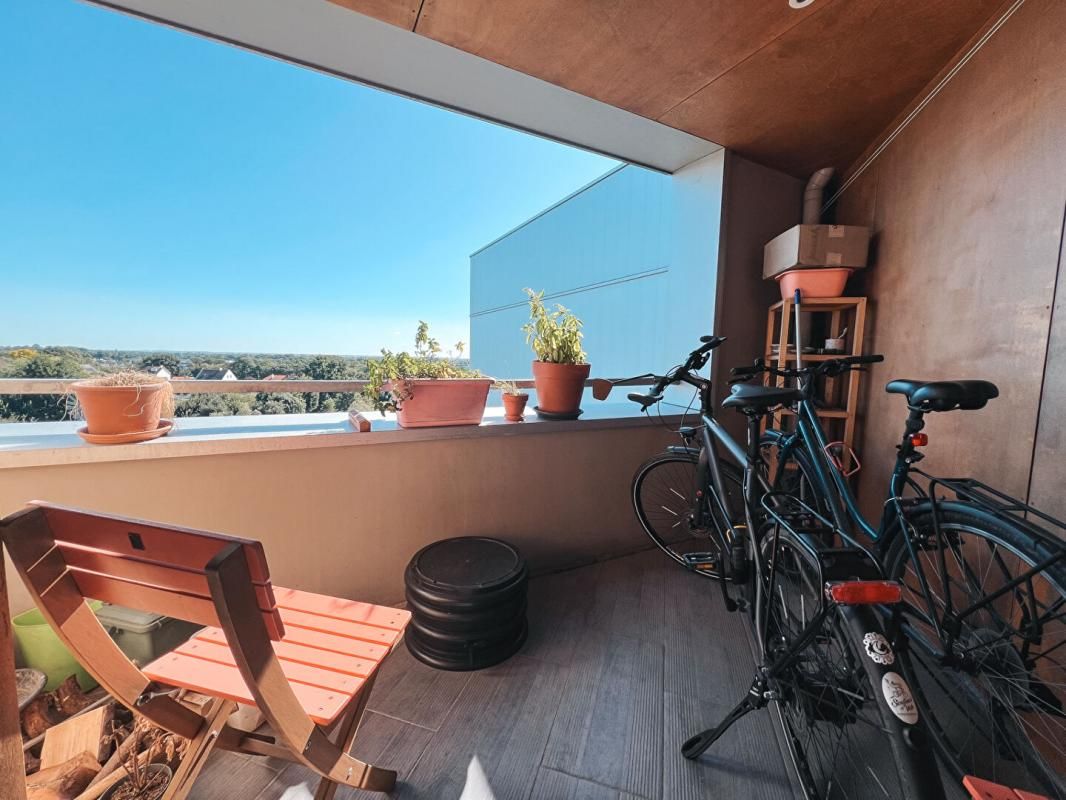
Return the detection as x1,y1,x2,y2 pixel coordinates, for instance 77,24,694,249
909,432,929,447
825,580,903,605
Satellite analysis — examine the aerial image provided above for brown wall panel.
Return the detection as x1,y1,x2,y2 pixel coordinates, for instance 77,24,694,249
835,0,1066,520
713,153,803,443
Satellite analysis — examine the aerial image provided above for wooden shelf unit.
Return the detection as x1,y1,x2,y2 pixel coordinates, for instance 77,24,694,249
763,296,868,470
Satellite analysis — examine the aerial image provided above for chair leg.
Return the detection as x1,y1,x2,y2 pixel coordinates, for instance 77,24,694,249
162,697,236,800
314,676,393,799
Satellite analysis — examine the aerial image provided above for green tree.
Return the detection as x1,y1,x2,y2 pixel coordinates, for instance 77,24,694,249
0,353,85,422
175,393,253,417
303,355,357,413
253,392,306,415
137,353,182,375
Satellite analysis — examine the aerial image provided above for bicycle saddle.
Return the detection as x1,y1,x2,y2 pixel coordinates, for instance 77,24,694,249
885,379,999,412
723,383,804,411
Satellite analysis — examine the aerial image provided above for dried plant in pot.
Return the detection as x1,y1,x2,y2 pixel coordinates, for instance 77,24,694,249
100,720,185,800
364,322,491,428
522,288,590,418
494,380,529,422
71,371,175,443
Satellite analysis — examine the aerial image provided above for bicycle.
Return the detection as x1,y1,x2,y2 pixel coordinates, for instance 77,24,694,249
595,337,947,800
728,291,1066,798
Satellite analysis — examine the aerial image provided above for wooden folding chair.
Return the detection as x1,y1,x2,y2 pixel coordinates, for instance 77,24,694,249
1,502,411,799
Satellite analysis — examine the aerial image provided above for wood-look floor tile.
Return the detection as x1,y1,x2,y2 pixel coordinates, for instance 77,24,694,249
253,711,433,800
396,654,563,800
663,691,796,800
366,643,471,731
542,634,664,799
190,751,281,800
529,767,646,800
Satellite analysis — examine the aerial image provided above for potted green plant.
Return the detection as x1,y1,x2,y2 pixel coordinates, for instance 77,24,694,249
71,372,175,444
364,322,491,428
494,380,529,422
522,288,589,418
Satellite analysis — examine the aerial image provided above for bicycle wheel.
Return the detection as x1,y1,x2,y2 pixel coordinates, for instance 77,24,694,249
632,453,741,578
885,503,1066,797
763,527,943,799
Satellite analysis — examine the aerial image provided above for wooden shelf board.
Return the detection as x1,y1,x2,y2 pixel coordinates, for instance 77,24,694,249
777,408,848,419
768,296,865,312
765,353,854,362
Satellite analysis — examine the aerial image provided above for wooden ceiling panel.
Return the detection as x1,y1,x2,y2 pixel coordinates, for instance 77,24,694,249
659,0,1005,176
327,0,1006,176
411,0,821,120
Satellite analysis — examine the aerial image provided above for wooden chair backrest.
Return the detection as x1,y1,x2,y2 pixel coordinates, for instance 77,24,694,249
3,503,285,640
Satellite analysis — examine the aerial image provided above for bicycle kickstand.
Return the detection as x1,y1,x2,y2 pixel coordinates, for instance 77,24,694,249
681,675,768,760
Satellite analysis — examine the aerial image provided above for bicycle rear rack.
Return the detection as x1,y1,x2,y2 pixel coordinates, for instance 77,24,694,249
760,492,883,585
915,470,1066,554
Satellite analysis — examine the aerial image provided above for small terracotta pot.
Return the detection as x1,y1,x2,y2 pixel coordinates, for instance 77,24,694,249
389,379,492,428
502,393,529,422
72,381,168,436
531,361,590,415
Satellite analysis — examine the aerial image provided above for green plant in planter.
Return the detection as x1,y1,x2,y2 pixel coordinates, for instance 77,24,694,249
522,288,587,364
364,321,481,413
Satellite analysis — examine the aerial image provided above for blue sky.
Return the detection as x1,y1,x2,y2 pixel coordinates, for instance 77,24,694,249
0,0,617,356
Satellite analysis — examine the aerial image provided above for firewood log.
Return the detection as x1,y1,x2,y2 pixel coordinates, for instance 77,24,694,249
53,677,93,717
25,751,100,800
83,724,134,790
21,696,62,740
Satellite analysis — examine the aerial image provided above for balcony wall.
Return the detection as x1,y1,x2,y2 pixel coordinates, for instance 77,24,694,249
2,417,674,616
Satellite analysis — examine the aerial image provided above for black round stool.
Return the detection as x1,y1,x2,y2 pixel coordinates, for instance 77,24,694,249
404,537,528,671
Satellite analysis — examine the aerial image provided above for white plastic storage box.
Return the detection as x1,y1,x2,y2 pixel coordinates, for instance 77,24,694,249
96,604,201,667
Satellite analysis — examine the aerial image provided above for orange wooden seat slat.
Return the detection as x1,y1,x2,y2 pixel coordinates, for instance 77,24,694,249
195,623,391,662
171,638,366,695
279,607,400,647
193,629,380,677
144,592,410,727
963,776,1051,800
273,586,410,631
145,650,352,726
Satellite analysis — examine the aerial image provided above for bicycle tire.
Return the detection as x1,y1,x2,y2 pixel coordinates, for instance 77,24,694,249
762,526,946,800
631,453,741,579
885,502,1066,798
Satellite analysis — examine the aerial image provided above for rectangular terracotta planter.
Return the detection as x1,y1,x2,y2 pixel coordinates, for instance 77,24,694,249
389,379,492,428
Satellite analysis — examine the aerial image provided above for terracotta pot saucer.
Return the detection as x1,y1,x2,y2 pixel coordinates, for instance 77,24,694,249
533,406,583,421
77,419,173,445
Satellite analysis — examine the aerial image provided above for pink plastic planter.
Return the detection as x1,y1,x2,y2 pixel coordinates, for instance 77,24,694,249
390,379,492,428
776,268,853,300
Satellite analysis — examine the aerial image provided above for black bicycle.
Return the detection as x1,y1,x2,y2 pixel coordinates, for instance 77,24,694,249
725,293,1066,798
596,337,947,800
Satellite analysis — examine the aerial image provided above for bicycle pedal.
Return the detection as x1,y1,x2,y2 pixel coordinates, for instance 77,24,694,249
683,552,719,571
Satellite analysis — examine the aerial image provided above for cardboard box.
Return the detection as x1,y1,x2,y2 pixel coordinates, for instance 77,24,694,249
763,224,870,279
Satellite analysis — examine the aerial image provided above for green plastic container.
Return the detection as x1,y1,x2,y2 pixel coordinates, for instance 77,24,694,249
13,601,103,691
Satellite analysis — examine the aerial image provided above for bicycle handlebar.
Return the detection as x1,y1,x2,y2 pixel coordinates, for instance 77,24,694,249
730,353,884,382
619,335,725,407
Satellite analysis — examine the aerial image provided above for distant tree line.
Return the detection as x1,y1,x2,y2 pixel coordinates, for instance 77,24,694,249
0,346,378,422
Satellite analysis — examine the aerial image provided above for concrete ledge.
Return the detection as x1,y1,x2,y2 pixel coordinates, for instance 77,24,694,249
0,403,682,469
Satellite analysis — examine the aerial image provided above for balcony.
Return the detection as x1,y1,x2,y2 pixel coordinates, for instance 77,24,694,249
188,550,794,800
0,384,797,799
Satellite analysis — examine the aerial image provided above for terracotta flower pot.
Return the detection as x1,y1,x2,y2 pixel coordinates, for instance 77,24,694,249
531,361,590,415
72,381,168,436
502,393,529,422
389,379,492,428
